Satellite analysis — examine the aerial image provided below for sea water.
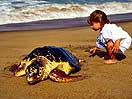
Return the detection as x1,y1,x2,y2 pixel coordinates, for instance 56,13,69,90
0,0,132,25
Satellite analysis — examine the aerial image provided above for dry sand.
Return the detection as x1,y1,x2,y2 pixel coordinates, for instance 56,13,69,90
0,22,132,99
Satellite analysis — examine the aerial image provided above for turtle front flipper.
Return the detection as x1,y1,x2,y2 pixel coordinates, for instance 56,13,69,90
49,69,86,83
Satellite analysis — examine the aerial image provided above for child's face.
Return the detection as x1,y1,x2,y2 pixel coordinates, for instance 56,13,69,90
90,22,102,31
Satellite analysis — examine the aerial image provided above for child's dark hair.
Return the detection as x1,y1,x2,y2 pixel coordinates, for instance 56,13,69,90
87,10,110,25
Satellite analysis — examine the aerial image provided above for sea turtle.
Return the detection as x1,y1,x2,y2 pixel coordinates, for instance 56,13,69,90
10,46,84,85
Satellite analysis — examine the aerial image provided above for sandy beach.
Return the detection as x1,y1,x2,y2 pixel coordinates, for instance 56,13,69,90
0,21,132,99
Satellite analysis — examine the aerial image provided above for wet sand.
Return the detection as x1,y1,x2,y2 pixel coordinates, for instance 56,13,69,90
0,21,132,99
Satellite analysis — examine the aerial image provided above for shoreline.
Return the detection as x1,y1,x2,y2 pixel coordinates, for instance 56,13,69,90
0,13,132,32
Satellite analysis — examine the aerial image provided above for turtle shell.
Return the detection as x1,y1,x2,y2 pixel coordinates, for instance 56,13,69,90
24,46,80,72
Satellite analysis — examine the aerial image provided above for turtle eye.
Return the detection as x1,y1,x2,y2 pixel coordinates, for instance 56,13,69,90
21,63,26,68
19,61,26,68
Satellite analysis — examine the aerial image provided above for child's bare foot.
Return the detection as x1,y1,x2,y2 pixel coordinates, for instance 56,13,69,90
103,59,117,64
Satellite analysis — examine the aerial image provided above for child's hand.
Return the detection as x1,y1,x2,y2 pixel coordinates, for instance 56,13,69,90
112,45,119,53
89,47,97,54
112,39,121,53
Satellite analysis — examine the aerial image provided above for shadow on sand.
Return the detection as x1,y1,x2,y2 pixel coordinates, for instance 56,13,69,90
89,50,126,61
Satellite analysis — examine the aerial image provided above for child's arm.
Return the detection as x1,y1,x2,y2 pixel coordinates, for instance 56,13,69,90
112,39,122,53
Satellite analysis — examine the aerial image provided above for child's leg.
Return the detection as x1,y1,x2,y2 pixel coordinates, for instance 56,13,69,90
106,40,116,59
104,40,117,64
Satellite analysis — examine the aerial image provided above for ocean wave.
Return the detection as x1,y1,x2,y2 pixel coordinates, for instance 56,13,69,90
0,1,132,25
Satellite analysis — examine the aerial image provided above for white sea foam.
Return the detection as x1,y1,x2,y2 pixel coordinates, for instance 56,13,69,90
0,2,132,25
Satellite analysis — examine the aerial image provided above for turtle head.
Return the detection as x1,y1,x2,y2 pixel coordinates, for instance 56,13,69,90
15,58,32,77
26,58,48,85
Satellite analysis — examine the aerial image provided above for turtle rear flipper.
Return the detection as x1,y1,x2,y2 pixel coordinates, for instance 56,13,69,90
49,69,86,83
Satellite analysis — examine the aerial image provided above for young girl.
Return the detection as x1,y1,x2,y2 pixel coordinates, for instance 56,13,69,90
87,10,132,64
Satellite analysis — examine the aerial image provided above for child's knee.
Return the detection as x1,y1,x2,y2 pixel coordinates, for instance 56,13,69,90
107,40,114,49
